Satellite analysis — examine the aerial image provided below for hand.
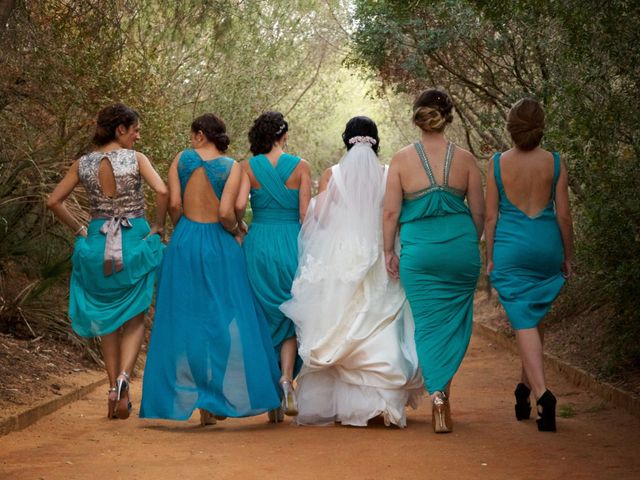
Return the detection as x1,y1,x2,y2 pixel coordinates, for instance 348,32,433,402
238,220,248,235
75,225,88,238
147,225,164,240
486,259,494,276
384,251,400,280
561,259,572,279
234,230,246,246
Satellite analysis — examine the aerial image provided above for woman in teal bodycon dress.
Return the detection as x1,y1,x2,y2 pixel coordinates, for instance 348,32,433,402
485,98,573,432
240,111,312,422
383,89,485,433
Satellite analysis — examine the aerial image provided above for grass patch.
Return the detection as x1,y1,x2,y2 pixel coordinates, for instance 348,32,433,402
558,404,577,418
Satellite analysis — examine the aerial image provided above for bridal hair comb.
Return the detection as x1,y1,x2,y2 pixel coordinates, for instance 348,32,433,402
348,136,378,146
276,123,287,136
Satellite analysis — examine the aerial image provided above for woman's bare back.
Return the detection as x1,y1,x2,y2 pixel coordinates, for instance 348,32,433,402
396,140,473,195
499,148,555,217
182,159,221,224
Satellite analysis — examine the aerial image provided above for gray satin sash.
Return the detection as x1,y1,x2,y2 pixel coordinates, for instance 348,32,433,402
97,211,144,276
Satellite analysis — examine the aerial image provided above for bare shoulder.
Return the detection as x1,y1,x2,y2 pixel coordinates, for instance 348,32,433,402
321,166,333,180
452,145,477,165
296,158,311,172
135,151,150,163
390,144,416,166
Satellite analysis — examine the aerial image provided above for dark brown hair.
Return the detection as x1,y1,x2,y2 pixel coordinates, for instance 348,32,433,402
507,98,544,151
248,111,288,155
342,116,380,153
412,89,454,132
191,113,230,152
93,103,139,146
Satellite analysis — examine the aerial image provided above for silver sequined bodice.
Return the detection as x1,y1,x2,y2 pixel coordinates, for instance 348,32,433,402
78,149,145,218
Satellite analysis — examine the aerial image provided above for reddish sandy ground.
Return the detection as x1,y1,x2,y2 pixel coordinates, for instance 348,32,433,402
1,334,639,480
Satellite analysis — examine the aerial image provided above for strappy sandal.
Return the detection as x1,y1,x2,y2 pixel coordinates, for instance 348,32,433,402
116,371,132,420
107,386,118,419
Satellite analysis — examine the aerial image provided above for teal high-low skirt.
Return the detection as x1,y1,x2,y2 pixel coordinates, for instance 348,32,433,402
69,217,163,338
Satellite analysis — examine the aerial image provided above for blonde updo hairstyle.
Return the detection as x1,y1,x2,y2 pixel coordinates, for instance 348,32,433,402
507,98,544,151
413,89,454,132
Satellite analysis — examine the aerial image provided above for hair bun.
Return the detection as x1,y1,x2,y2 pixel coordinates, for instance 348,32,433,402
413,107,447,132
412,89,454,132
248,112,289,155
507,98,545,151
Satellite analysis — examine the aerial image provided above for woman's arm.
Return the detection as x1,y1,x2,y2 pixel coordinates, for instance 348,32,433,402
166,153,182,227
382,155,403,279
46,160,86,236
297,160,312,223
137,152,169,236
318,168,332,194
466,156,485,241
235,164,250,222
219,162,244,238
555,158,574,277
484,158,499,275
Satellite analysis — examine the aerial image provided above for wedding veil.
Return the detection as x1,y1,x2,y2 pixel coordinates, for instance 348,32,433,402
282,141,400,364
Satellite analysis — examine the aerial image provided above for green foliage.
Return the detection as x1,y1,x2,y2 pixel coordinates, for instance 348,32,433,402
350,0,640,372
0,1,414,361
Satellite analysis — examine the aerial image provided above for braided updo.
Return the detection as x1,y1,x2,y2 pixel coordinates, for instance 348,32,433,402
412,89,454,132
248,111,289,155
507,98,544,151
191,113,230,152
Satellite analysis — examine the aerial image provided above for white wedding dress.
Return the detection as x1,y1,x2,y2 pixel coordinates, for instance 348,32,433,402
280,142,424,427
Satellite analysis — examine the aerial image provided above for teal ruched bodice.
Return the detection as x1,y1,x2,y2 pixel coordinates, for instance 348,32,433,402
248,153,300,225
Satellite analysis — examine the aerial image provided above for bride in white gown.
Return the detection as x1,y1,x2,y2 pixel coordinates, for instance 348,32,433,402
280,117,424,427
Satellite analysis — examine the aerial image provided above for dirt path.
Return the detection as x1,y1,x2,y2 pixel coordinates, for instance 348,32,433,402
1,334,639,480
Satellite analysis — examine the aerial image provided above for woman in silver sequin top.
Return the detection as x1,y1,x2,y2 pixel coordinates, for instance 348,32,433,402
47,103,168,420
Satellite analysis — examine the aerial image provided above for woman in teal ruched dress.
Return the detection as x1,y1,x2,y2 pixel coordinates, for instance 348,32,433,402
47,103,168,420
485,98,573,432
383,89,484,433
140,113,281,425
240,111,311,422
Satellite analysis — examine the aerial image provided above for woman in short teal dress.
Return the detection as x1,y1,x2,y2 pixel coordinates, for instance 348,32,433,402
47,103,168,420
383,89,484,433
240,111,312,422
140,113,281,425
485,98,573,432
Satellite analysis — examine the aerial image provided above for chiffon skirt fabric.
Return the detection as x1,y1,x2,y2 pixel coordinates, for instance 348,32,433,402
139,218,281,420
243,221,302,376
400,213,480,394
69,217,163,338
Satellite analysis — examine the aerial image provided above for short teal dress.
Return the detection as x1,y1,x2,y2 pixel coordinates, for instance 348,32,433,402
140,150,281,420
243,153,302,376
70,149,164,337
399,142,480,394
490,152,565,329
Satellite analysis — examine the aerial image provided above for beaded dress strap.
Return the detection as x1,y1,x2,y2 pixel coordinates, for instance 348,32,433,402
442,142,455,186
414,142,437,187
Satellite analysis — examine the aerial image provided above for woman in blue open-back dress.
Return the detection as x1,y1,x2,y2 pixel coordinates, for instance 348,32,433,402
485,98,573,432
383,89,485,433
140,113,281,425
240,111,312,422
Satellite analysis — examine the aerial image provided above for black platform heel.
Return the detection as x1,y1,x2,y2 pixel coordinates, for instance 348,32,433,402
514,383,531,420
536,390,557,432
